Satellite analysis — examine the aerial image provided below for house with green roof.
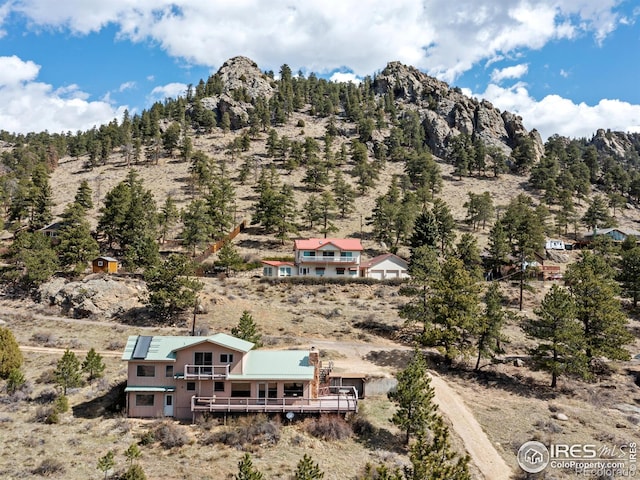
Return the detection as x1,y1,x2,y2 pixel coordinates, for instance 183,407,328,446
122,333,358,420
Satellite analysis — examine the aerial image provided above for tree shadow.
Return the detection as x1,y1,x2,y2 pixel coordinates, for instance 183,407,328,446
73,381,126,419
353,422,405,454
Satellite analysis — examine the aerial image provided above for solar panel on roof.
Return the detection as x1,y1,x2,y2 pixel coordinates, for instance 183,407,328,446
132,336,152,359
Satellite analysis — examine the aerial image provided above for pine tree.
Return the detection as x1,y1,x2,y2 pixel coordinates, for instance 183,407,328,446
217,240,243,275
57,202,99,274
474,283,508,371
74,179,93,210
144,254,204,322
82,347,106,382
29,165,54,230
454,233,482,279
124,443,142,467
181,199,213,255
332,170,356,218
565,252,633,363
0,327,23,379
400,246,440,331
486,219,509,278
97,451,115,480
302,195,322,229
408,416,471,480
158,195,179,244
524,284,587,387
231,311,262,347
388,347,438,445
619,246,640,307
8,231,59,288
423,256,481,365
432,199,455,254
235,453,263,480
54,349,82,395
318,191,338,238
409,210,439,252
293,454,325,479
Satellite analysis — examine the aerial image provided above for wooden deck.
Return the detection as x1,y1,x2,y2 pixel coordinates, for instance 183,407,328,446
191,389,358,415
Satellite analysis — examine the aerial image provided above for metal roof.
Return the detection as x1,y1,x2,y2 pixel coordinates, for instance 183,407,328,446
122,333,254,361
227,350,314,381
124,386,176,392
294,238,363,251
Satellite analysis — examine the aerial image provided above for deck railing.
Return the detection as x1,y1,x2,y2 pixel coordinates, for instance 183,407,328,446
183,364,230,379
191,386,358,414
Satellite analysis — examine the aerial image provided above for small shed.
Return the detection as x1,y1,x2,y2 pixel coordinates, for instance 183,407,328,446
92,256,118,274
545,239,565,250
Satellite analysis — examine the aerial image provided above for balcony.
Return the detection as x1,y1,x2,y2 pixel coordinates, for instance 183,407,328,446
191,386,358,414
183,364,230,380
298,256,358,264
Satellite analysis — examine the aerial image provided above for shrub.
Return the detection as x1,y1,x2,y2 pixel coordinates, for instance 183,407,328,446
138,430,155,446
121,464,147,480
6,368,25,394
55,395,69,413
32,458,65,476
0,328,23,379
154,421,189,449
304,415,352,441
204,415,280,447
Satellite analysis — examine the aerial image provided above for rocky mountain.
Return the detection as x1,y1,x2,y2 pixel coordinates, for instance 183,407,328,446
372,61,544,159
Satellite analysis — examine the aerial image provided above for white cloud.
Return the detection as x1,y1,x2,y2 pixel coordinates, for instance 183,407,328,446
329,72,361,84
0,1,635,135
148,82,187,103
5,1,626,80
118,81,136,92
490,64,528,83
0,56,126,134
478,82,640,140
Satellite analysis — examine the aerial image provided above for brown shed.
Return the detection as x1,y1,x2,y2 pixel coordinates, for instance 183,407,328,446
92,256,118,274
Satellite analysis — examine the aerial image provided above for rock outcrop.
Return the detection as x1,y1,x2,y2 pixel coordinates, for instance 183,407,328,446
373,61,543,159
201,56,275,129
38,275,145,319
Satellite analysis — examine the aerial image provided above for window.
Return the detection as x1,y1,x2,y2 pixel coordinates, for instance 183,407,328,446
220,353,234,363
284,383,304,397
279,266,292,276
186,382,196,391
165,365,174,377
135,394,154,406
340,252,353,258
303,251,316,257
231,383,251,397
136,365,155,377
336,268,345,275
349,269,358,276
263,266,273,276
322,251,335,257
194,352,213,365
97,260,104,266
315,267,325,276
214,382,225,392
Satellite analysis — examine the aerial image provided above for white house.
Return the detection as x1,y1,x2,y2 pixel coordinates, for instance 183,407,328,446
545,239,565,250
360,253,409,280
261,261,295,277
293,238,363,278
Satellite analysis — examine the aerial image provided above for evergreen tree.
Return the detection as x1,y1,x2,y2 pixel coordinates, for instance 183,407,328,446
408,416,471,480
565,252,633,363
474,282,508,371
74,179,93,210
97,451,115,480
145,254,203,322
422,256,481,365
158,195,179,244
318,191,338,238
400,246,440,331
293,454,325,480
463,192,493,231
82,347,106,382
54,349,82,395
56,202,99,274
124,443,142,467
454,233,482,279
619,246,640,307
332,170,356,218
273,184,298,245
582,194,614,230
524,285,587,387
0,327,23,379
181,199,212,255
409,210,438,252
235,453,263,480
302,195,322,229
486,219,509,278
231,311,262,347
388,347,437,445
432,199,455,254
28,165,54,230
7,231,59,288
217,240,243,275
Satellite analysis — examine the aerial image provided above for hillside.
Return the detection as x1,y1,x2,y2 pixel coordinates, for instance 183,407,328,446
0,56,640,480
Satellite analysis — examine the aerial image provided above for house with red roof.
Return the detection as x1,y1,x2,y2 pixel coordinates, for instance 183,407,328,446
262,238,364,278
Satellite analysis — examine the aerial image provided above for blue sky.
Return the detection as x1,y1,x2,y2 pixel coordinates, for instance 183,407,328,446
0,0,639,140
